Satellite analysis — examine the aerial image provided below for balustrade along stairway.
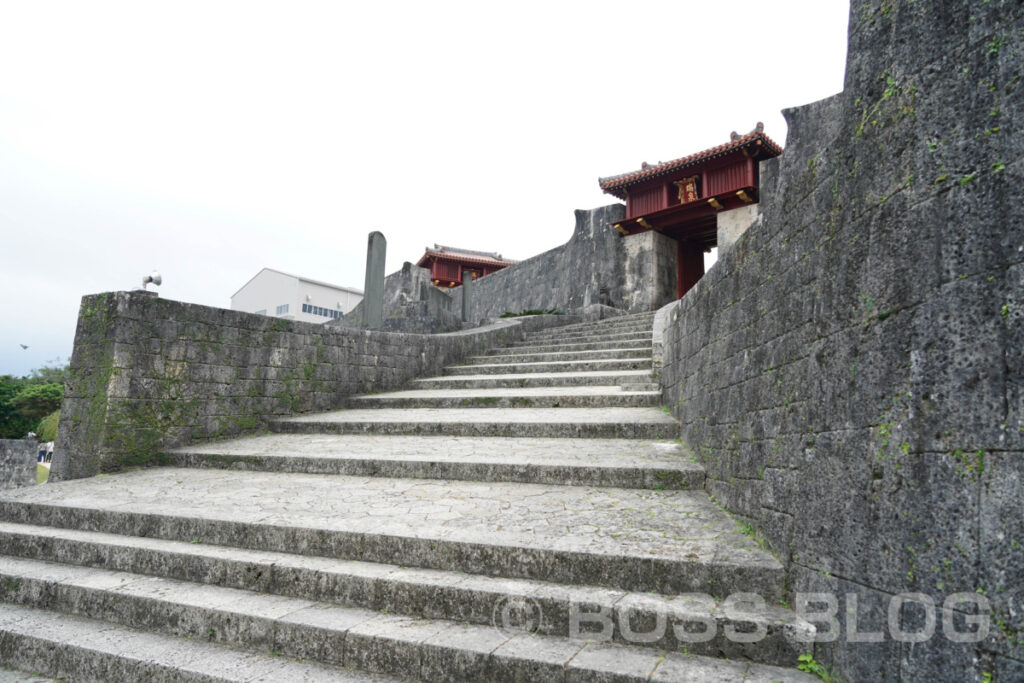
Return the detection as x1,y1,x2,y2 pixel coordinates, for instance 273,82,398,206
0,312,819,681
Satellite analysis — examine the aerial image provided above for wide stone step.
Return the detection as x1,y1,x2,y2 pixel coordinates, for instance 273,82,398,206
0,601,813,682
411,369,655,389
444,357,652,375
516,330,653,346
620,382,662,392
490,338,653,355
0,469,783,599
511,335,654,350
271,407,676,439
469,347,653,364
528,325,654,341
0,551,813,669
0,603,393,682
530,313,654,329
169,434,699,487
538,315,656,336
346,386,661,409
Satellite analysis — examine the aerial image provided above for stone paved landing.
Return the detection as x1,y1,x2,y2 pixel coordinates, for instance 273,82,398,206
0,468,781,597
169,434,705,488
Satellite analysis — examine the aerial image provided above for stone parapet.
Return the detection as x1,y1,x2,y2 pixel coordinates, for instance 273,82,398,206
0,440,36,490
50,291,575,481
450,204,678,318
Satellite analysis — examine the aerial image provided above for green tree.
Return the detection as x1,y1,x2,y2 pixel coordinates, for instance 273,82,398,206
0,375,32,438
36,409,61,442
10,383,64,422
25,361,70,386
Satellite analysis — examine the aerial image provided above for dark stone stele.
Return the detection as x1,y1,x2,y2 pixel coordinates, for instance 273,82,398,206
0,439,36,490
362,231,387,329
660,1,1024,679
461,268,473,323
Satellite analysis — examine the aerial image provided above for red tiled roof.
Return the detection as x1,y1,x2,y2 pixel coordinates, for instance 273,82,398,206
416,244,517,269
598,123,783,200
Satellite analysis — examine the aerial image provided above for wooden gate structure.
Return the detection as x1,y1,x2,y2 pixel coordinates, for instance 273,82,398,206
599,123,782,298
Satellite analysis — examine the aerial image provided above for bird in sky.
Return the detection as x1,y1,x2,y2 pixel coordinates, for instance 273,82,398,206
19,344,28,350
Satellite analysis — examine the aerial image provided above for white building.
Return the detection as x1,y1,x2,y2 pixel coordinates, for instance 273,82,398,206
231,268,363,324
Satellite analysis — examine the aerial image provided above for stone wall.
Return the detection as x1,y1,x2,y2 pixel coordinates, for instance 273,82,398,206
662,2,1023,680
716,204,759,257
450,204,678,319
0,440,35,490
51,291,574,482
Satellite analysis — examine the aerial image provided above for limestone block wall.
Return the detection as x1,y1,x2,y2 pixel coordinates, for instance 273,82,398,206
450,204,678,319
623,230,680,312
51,291,573,482
662,2,1023,680
716,204,760,256
0,440,35,490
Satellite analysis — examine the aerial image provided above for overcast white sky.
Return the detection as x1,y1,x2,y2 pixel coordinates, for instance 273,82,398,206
0,0,850,377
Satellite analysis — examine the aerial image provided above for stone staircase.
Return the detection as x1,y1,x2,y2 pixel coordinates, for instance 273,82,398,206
0,312,817,681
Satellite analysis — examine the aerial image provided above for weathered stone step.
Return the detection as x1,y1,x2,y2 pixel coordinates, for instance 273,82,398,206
271,407,675,439
529,313,654,329
491,338,653,355
510,336,653,351
469,347,652,364
620,382,661,392
516,330,653,346
0,603,394,682
444,357,652,375
524,327,651,344
0,468,783,599
533,315,655,336
411,369,655,389
0,600,813,682
169,434,698,487
346,386,660,409
0,551,812,669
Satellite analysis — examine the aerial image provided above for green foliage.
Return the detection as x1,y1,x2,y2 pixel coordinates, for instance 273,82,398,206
0,375,32,438
25,362,70,386
855,71,916,138
10,383,64,422
0,362,70,438
735,519,772,553
797,653,840,682
36,464,48,485
987,34,1008,56
36,409,60,442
